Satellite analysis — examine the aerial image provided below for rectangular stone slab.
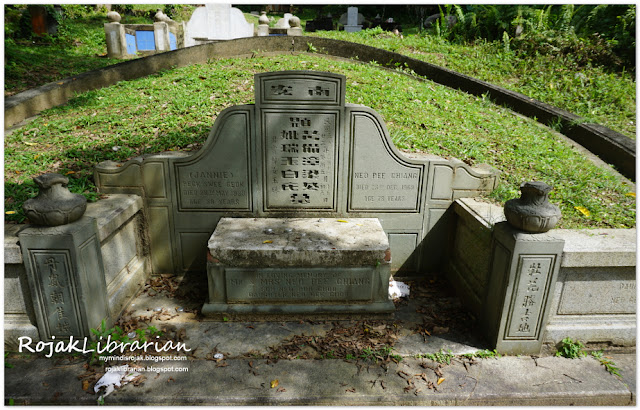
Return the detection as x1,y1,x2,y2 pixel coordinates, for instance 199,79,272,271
208,217,390,268
204,217,394,315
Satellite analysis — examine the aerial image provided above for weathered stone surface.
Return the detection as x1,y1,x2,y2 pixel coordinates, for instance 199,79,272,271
557,267,636,315
4,223,23,264
209,218,389,268
482,223,564,354
83,194,143,242
205,217,393,315
18,217,110,340
450,198,636,350
4,356,633,405
504,181,561,233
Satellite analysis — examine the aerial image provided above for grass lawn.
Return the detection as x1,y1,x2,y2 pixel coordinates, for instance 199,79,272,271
4,6,636,228
310,29,636,138
4,53,635,229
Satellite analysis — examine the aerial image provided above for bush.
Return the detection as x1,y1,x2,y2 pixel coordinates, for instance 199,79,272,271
430,4,635,72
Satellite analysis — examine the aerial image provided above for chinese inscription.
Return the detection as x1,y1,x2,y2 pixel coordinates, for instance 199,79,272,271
264,112,337,209
507,256,554,339
34,253,77,336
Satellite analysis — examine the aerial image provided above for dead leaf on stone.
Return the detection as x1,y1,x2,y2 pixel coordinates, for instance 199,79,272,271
167,377,175,383
437,377,445,385
81,380,89,391
276,387,286,393
346,387,356,393
131,375,146,387
270,379,279,388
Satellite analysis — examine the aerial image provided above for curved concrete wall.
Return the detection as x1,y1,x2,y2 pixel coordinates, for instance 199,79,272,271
5,36,635,180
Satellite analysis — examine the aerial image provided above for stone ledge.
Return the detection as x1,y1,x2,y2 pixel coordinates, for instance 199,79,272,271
553,229,636,267
453,198,505,229
208,217,390,268
453,199,636,268
83,194,143,242
4,224,23,264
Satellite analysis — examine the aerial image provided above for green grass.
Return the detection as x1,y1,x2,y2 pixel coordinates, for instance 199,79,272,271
309,29,636,138
5,53,635,228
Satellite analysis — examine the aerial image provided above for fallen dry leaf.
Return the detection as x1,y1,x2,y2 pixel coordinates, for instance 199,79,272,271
81,380,89,391
270,379,279,388
437,377,445,385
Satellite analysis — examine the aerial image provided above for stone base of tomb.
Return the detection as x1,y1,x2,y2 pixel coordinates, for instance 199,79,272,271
203,218,394,316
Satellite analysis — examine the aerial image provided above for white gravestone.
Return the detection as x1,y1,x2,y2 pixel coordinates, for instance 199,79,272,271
185,3,254,46
344,7,363,33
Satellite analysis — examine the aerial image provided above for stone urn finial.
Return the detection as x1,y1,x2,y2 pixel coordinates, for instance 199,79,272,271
289,16,301,28
258,11,269,25
22,173,87,226
504,181,561,233
106,10,121,23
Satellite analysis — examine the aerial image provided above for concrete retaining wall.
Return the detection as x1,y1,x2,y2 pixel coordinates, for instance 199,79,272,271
4,36,634,180
3,194,149,349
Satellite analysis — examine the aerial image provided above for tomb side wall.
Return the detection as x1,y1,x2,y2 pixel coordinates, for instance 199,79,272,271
3,194,149,348
447,198,636,349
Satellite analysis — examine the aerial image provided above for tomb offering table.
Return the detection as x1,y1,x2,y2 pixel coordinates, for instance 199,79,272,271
203,217,394,316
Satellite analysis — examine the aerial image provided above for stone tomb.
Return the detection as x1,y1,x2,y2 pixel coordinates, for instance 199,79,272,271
205,217,393,314
95,71,498,279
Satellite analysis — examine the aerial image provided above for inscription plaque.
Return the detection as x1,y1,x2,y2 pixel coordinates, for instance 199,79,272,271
259,77,342,106
505,256,555,339
349,113,422,211
263,111,338,209
558,270,636,315
31,251,82,337
226,268,373,302
176,111,251,211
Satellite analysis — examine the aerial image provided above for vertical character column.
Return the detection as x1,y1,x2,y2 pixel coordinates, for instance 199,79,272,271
266,113,336,209
19,218,110,341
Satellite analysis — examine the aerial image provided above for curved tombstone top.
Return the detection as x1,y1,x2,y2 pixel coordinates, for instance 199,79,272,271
95,70,499,275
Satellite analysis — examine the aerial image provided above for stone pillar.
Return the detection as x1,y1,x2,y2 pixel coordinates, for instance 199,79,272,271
18,217,110,341
481,222,564,354
104,22,127,59
154,22,170,51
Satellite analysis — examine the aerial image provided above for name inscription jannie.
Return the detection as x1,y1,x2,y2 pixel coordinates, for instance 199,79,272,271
175,111,251,211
